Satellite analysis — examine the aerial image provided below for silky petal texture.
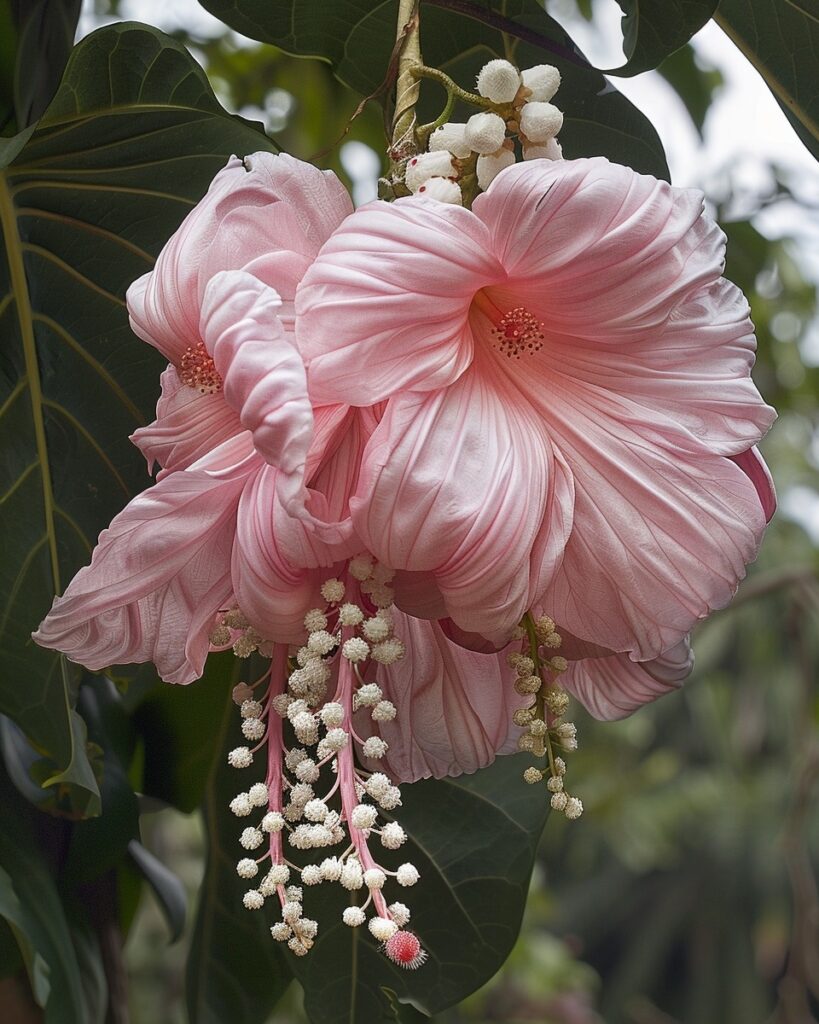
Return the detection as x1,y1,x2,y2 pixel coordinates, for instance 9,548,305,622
526,373,768,659
34,438,255,684
130,366,245,478
127,152,352,362
369,612,523,782
562,637,693,721
351,362,574,642
297,199,504,405
731,445,777,522
472,159,775,454
201,270,312,513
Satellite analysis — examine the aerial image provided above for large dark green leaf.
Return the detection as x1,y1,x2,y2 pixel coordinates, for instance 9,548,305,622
198,0,669,178
0,22,275,811
605,1,717,75
187,675,293,1024
715,0,819,161
191,673,549,1024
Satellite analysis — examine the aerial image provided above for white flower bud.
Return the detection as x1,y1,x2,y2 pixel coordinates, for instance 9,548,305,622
364,868,386,890
320,857,342,881
396,863,420,887
369,916,398,941
240,699,263,719
355,683,382,708
547,775,563,792
228,747,253,769
229,793,252,817
476,147,516,189
320,578,345,603
519,101,563,143
304,608,327,632
464,111,507,154
307,630,337,656
521,64,561,102
304,799,328,822
259,811,283,834
340,859,364,890
324,727,348,751
415,176,463,205
371,700,397,722
240,827,263,850
351,803,379,830
380,822,407,849
290,783,313,805
389,902,411,926
370,638,405,665
523,766,543,784
554,757,567,776
362,736,388,759
362,617,391,643
338,602,364,626
295,758,320,784
405,150,457,192
241,718,265,741
349,554,374,581
319,702,344,728
297,917,318,939
248,782,269,806
476,58,521,103
282,900,302,924
237,858,258,878
270,922,291,941
343,906,366,927
550,791,568,812
564,796,584,820
378,785,402,810
288,937,308,956
301,864,322,886
429,122,472,159
270,693,291,716
365,772,391,798
243,890,264,910
342,637,370,663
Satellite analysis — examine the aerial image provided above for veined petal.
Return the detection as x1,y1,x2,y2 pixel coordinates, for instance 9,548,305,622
562,637,693,721
33,439,256,684
731,445,776,522
529,373,767,659
201,270,312,514
297,198,503,405
130,366,245,478
351,361,574,642
370,612,523,781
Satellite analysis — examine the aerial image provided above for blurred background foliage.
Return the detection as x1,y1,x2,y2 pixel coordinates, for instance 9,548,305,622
1,0,818,1022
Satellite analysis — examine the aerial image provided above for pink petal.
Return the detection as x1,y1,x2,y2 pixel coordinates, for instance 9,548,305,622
297,199,503,405
351,361,574,643
730,445,776,522
528,373,768,659
562,636,693,720
370,612,523,781
33,438,256,684
130,366,245,478
201,270,312,514
473,159,775,455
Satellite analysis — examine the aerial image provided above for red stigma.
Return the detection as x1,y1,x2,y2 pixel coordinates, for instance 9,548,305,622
178,341,222,394
384,930,428,970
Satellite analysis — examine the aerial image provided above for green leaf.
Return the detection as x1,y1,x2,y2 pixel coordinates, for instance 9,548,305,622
0,760,90,1023
715,0,819,161
606,1,717,76
198,0,669,178
293,758,549,1024
0,22,275,812
10,0,82,130
128,840,187,944
187,676,293,1024
657,43,722,135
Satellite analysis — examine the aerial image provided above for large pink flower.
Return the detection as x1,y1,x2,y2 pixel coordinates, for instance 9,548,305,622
297,157,776,677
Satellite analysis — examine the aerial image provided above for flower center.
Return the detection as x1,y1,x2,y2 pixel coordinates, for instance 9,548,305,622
178,340,222,394
472,290,544,359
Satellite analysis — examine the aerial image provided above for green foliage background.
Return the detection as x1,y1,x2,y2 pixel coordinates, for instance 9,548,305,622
1,1,818,1022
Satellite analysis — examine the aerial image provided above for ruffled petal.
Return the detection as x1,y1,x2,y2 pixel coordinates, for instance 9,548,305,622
563,637,693,720
201,270,313,514
33,438,256,684
351,361,574,643
370,612,522,781
473,159,775,454
730,445,776,522
297,199,503,405
130,366,245,478
527,373,767,659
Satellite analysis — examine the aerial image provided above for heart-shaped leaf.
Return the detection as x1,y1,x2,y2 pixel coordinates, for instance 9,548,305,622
198,0,668,178
0,21,275,812
605,1,717,76
715,0,819,161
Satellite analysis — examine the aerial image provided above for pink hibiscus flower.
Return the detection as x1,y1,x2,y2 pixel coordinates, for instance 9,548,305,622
33,152,522,781
296,157,776,714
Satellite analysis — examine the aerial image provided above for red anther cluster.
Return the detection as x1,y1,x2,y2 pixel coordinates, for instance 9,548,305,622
384,930,428,970
179,340,223,393
492,306,545,358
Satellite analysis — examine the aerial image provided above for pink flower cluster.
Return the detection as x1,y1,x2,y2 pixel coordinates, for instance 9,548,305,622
34,151,776,778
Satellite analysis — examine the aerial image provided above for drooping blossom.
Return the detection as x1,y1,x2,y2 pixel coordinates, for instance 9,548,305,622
296,156,777,717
